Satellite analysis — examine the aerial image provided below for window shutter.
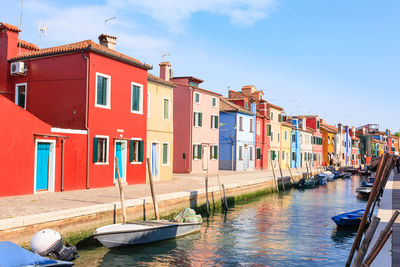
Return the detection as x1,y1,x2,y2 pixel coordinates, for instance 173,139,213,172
194,112,197,126
198,145,202,159
129,140,134,162
215,116,219,129
211,116,214,129
214,145,218,159
138,140,144,162
199,113,202,127
96,76,103,105
163,144,168,164
93,137,99,163
193,145,196,159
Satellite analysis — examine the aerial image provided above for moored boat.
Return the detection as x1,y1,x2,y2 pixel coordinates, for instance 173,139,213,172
315,174,327,186
94,220,202,248
356,187,372,199
294,178,316,189
0,241,73,267
331,209,365,227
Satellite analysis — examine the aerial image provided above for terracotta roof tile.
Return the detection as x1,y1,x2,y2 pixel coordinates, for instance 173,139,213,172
281,121,292,127
9,40,151,70
321,123,338,133
220,97,254,115
267,102,284,111
148,73,176,88
17,39,39,51
0,22,21,32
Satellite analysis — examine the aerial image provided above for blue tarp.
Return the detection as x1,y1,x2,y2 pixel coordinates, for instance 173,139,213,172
0,241,72,267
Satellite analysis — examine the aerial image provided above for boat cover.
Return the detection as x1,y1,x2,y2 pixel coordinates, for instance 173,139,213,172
174,208,203,223
0,241,72,267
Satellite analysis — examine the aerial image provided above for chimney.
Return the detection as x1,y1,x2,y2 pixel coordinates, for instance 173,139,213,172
352,126,355,137
338,123,342,132
159,62,172,81
259,101,268,116
98,34,117,50
241,85,256,96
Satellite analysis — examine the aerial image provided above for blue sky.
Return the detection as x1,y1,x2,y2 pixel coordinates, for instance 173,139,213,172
1,0,399,132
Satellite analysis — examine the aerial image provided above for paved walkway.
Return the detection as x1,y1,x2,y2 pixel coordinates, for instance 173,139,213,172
0,168,314,224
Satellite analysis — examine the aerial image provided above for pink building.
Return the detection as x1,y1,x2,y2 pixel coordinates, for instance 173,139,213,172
159,62,221,174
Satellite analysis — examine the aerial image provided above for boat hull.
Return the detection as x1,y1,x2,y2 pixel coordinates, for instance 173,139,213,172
94,221,201,248
331,209,365,227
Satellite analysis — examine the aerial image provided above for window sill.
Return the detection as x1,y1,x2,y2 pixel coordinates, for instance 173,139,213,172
95,162,109,165
131,110,143,115
162,163,170,166
95,104,111,109
193,158,201,161
130,161,143,165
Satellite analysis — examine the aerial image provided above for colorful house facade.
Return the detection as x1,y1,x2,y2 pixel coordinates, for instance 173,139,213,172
287,117,301,168
304,116,323,167
166,64,221,174
146,70,175,181
267,103,284,169
280,121,292,169
321,122,337,166
255,101,270,170
1,23,150,195
298,117,313,168
219,98,255,171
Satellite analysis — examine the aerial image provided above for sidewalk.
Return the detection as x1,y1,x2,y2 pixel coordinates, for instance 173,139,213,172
0,168,314,237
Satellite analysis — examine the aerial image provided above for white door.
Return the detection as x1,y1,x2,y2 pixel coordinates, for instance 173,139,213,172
202,146,209,171
244,148,249,169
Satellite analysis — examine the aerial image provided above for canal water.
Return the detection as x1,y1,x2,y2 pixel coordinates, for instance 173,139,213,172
74,175,367,266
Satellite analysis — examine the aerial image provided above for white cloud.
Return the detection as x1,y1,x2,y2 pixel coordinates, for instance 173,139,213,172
107,0,277,33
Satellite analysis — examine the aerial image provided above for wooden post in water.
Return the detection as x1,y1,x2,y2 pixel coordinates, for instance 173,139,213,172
363,210,400,264
346,153,389,267
305,161,310,178
270,158,279,192
115,157,127,224
217,174,224,206
146,158,160,220
278,159,285,191
222,184,228,211
352,216,381,266
287,164,295,183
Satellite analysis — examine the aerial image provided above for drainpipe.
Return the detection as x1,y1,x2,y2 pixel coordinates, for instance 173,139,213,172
61,139,65,191
82,51,90,189
188,89,193,173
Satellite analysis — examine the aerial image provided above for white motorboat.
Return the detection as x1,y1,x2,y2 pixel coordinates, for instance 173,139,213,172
93,220,201,248
323,171,335,181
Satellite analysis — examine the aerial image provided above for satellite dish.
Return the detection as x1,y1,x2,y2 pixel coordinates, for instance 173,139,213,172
38,22,48,39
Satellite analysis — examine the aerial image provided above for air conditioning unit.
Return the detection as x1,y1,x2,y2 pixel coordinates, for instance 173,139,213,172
10,62,25,75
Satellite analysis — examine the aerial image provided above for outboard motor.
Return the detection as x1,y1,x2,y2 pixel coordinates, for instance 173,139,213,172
30,229,79,261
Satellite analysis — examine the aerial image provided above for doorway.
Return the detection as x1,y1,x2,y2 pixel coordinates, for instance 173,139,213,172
34,140,55,192
114,141,127,182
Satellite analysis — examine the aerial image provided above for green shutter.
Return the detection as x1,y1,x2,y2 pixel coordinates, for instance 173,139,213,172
132,85,140,111
93,137,98,163
193,145,196,159
129,140,134,162
96,76,104,105
163,99,168,119
268,125,272,136
198,145,202,159
138,140,144,162
214,146,218,159
257,148,261,159
215,116,219,129
163,144,168,164
194,112,197,126
199,113,202,127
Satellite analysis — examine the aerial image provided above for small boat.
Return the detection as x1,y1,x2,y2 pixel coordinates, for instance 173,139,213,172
331,209,365,227
315,174,327,186
338,172,352,179
294,178,316,189
348,168,358,174
332,171,340,179
357,168,371,176
0,241,73,267
356,187,372,199
323,171,335,181
94,220,202,248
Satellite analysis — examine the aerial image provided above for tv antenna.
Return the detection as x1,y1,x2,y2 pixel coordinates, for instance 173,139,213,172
161,51,170,60
38,22,48,39
104,16,116,33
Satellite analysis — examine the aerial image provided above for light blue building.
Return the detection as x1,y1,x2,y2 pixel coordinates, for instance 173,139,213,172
288,117,301,168
219,98,255,171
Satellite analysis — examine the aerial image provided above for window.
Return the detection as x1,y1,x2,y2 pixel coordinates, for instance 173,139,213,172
271,132,273,141
162,143,169,165
271,112,274,120
194,112,202,127
250,119,254,133
328,137,330,144
250,147,254,160
256,148,261,159
278,114,282,122
193,144,202,159
239,146,243,160
292,152,295,161
93,136,109,164
212,97,217,107
267,124,272,136
211,115,219,129
257,121,261,135
317,121,320,129
131,82,143,114
194,92,200,103
285,131,287,140
129,139,144,163
15,83,27,109
282,151,285,160
163,98,170,120
210,145,218,159
292,134,296,142
239,117,243,131
271,150,276,160
278,133,280,142
245,102,248,109
147,93,150,118
95,73,110,108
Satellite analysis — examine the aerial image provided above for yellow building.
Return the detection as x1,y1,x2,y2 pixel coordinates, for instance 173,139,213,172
267,103,284,169
280,122,292,169
146,73,175,181
321,123,337,166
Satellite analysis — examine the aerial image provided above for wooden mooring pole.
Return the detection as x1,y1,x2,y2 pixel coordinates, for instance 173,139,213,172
278,159,285,191
146,158,160,220
270,158,279,193
346,153,389,267
115,157,127,224
287,164,295,183
222,184,228,211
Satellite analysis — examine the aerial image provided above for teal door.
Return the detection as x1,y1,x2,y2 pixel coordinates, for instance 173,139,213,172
36,142,50,191
115,142,123,179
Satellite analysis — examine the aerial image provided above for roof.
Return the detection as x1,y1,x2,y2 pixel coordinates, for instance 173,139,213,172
147,74,176,88
281,121,292,127
172,76,204,84
0,22,21,32
9,40,152,70
173,81,221,97
306,126,315,133
17,39,39,51
220,97,254,116
267,102,284,111
256,111,270,120
321,123,338,134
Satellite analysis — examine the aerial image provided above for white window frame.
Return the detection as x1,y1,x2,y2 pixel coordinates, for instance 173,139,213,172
194,111,202,127
95,135,109,165
194,92,201,104
162,97,171,121
249,146,254,161
131,81,144,114
193,143,201,160
239,146,243,160
95,73,111,109
33,139,56,194
15,82,27,110
162,142,170,165
147,92,150,118
211,114,218,129
239,116,243,131
211,97,217,107
130,137,143,165
210,144,218,160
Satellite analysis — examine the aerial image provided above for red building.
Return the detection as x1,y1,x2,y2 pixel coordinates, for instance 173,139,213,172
0,22,150,196
303,116,323,167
